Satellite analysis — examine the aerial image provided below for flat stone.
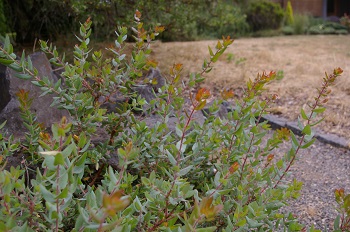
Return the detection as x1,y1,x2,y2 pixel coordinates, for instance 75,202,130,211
0,52,68,136
315,132,350,149
260,114,287,130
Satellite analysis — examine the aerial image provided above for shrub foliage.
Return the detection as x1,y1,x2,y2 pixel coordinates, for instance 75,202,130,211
0,11,346,231
246,0,284,31
2,0,249,42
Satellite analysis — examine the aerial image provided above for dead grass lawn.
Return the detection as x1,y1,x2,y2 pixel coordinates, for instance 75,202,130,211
149,35,350,141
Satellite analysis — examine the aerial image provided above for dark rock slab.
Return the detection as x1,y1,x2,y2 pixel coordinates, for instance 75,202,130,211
0,63,10,112
0,52,68,136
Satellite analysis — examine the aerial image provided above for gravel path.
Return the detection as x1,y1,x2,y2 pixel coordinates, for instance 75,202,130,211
277,137,350,230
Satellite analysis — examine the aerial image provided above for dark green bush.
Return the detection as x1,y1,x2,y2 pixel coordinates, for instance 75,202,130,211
246,0,284,31
0,0,9,35
3,0,74,43
2,0,250,43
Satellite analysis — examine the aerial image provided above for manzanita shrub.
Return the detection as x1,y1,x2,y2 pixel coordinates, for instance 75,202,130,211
0,11,345,231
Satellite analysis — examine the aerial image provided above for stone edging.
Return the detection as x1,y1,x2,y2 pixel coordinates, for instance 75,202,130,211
202,105,350,149
261,114,350,149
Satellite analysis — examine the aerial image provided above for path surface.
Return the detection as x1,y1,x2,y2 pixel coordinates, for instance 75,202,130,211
278,137,350,230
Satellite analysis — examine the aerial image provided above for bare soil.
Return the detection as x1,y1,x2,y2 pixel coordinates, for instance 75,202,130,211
149,35,350,143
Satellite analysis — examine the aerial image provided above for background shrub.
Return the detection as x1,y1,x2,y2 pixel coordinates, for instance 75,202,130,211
292,13,310,34
308,21,348,35
246,0,284,31
3,0,74,43
282,13,310,35
284,0,294,26
2,0,250,43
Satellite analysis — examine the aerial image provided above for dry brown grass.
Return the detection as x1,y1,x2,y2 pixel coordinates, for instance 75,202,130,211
148,35,350,140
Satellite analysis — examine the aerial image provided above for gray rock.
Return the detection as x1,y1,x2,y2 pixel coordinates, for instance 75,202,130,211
0,63,10,112
0,52,68,136
146,68,166,91
132,68,167,114
103,68,167,114
202,101,229,119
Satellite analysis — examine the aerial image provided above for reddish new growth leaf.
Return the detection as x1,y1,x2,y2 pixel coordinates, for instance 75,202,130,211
16,89,32,107
146,59,158,68
170,63,183,76
103,190,130,216
221,89,234,100
229,162,239,174
271,94,279,101
155,26,165,33
333,67,343,76
195,88,211,102
135,10,142,20
174,63,183,72
267,154,274,162
124,141,133,154
199,197,223,221
138,28,147,39
260,71,276,82
222,35,234,47
40,132,51,143
335,188,345,202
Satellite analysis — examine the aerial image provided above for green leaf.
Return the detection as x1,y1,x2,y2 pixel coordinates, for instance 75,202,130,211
133,196,142,212
8,63,23,72
333,215,340,230
39,184,55,202
75,153,87,167
179,165,193,176
310,117,325,126
0,58,14,65
0,120,6,129
27,56,33,71
214,171,221,187
211,53,221,62
175,125,183,137
301,138,316,149
62,143,76,157
246,216,264,228
195,100,206,111
196,227,217,232
167,151,177,166
300,108,308,120
14,73,31,80
54,78,62,91
290,132,299,148
54,153,65,166
4,35,12,54
56,186,68,199
313,107,326,113
302,124,311,135
208,45,214,56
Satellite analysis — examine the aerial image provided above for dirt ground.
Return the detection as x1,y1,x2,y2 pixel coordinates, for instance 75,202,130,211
149,35,350,142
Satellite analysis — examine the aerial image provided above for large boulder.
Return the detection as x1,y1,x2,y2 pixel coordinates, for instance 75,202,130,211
0,52,68,136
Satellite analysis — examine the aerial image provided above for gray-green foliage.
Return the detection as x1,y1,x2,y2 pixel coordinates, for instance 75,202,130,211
0,12,344,231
